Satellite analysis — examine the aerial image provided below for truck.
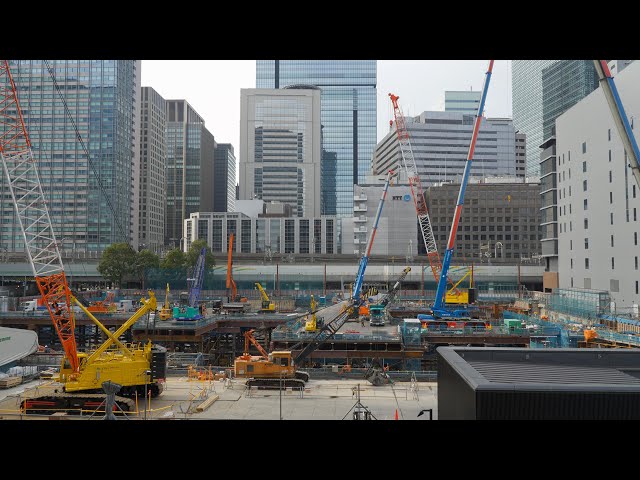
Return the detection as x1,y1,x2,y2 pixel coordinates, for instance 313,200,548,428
21,298,46,313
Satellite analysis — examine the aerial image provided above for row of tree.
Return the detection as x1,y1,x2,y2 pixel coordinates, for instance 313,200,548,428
97,239,216,287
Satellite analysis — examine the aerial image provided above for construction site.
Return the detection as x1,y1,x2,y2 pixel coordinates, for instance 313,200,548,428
2,59,640,420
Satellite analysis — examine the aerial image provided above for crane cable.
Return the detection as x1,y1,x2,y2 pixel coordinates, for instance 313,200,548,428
42,60,129,242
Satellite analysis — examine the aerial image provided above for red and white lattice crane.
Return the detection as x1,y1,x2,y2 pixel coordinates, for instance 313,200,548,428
0,60,79,372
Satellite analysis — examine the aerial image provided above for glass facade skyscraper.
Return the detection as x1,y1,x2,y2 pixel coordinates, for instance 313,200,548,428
165,100,215,248
139,86,167,253
256,60,377,217
213,143,236,213
0,60,140,252
512,60,558,177
542,60,598,141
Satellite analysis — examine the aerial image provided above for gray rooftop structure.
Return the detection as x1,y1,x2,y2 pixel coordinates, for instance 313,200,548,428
438,347,640,420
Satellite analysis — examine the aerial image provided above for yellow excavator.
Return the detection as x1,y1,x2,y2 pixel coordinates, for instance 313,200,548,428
255,282,275,312
159,283,173,321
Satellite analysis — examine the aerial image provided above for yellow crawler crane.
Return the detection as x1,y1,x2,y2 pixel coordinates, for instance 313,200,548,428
21,292,167,415
255,282,275,312
305,295,319,331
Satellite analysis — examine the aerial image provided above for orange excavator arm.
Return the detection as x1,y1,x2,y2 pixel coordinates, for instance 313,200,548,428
243,329,269,359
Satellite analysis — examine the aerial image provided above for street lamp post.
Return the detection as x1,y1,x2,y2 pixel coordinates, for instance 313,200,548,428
279,369,283,420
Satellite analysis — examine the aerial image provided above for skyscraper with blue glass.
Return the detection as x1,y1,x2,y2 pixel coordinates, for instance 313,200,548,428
0,60,140,253
256,60,377,217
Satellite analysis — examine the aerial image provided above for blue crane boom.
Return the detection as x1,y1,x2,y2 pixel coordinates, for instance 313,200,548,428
351,169,395,303
593,60,640,189
187,247,207,308
433,60,494,314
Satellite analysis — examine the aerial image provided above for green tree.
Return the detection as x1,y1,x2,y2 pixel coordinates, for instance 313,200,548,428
160,248,186,269
186,239,216,269
97,243,136,287
134,249,160,289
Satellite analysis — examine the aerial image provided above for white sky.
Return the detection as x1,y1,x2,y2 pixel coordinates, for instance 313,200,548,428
142,60,513,162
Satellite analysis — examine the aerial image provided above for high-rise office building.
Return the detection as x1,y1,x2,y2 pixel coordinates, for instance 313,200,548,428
425,178,543,264
445,90,481,114
512,60,558,177
256,60,377,216
539,130,558,292
556,61,640,307
239,88,321,217
214,143,236,213
138,87,166,253
164,100,215,249
0,60,141,253
542,60,598,141
373,111,521,183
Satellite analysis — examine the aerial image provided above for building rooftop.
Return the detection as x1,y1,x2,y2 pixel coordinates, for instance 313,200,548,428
439,347,640,391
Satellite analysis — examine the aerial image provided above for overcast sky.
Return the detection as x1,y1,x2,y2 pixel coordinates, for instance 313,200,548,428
142,60,513,158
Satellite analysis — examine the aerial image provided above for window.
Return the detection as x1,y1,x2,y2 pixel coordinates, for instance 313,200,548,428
634,185,637,199
610,213,614,225
608,129,611,141
563,171,565,181
584,238,589,249
569,204,572,214
609,170,612,183
569,185,571,196
584,218,588,229
609,149,612,162
612,257,615,270
582,142,587,153
636,256,639,270
635,232,638,246
582,161,587,173
610,192,613,204
635,208,638,222
560,223,562,233
583,180,588,191
637,281,639,295
583,199,588,210
569,221,572,231
571,277,574,287
611,235,614,247
585,258,589,269
570,239,573,250
571,258,573,269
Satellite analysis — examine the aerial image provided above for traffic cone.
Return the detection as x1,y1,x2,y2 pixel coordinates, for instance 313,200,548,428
394,409,399,420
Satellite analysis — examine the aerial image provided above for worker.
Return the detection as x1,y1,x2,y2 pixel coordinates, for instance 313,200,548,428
361,316,365,327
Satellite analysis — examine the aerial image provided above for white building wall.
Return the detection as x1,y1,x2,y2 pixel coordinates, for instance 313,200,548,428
556,61,640,308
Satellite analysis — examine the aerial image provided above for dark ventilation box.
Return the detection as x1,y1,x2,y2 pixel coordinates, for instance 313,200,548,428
437,347,640,420
150,345,168,381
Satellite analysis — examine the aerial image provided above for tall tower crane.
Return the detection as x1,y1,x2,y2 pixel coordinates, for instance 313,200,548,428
388,93,461,298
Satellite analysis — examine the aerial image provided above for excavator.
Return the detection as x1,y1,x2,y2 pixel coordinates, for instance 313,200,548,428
255,282,275,312
87,291,117,314
159,283,173,321
0,60,167,414
234,329,309,389
226,233,247,303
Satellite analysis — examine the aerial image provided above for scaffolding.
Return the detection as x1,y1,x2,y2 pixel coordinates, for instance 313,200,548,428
549,288,610,319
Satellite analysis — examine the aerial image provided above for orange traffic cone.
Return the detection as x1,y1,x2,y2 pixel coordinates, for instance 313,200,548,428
394,409,399,420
